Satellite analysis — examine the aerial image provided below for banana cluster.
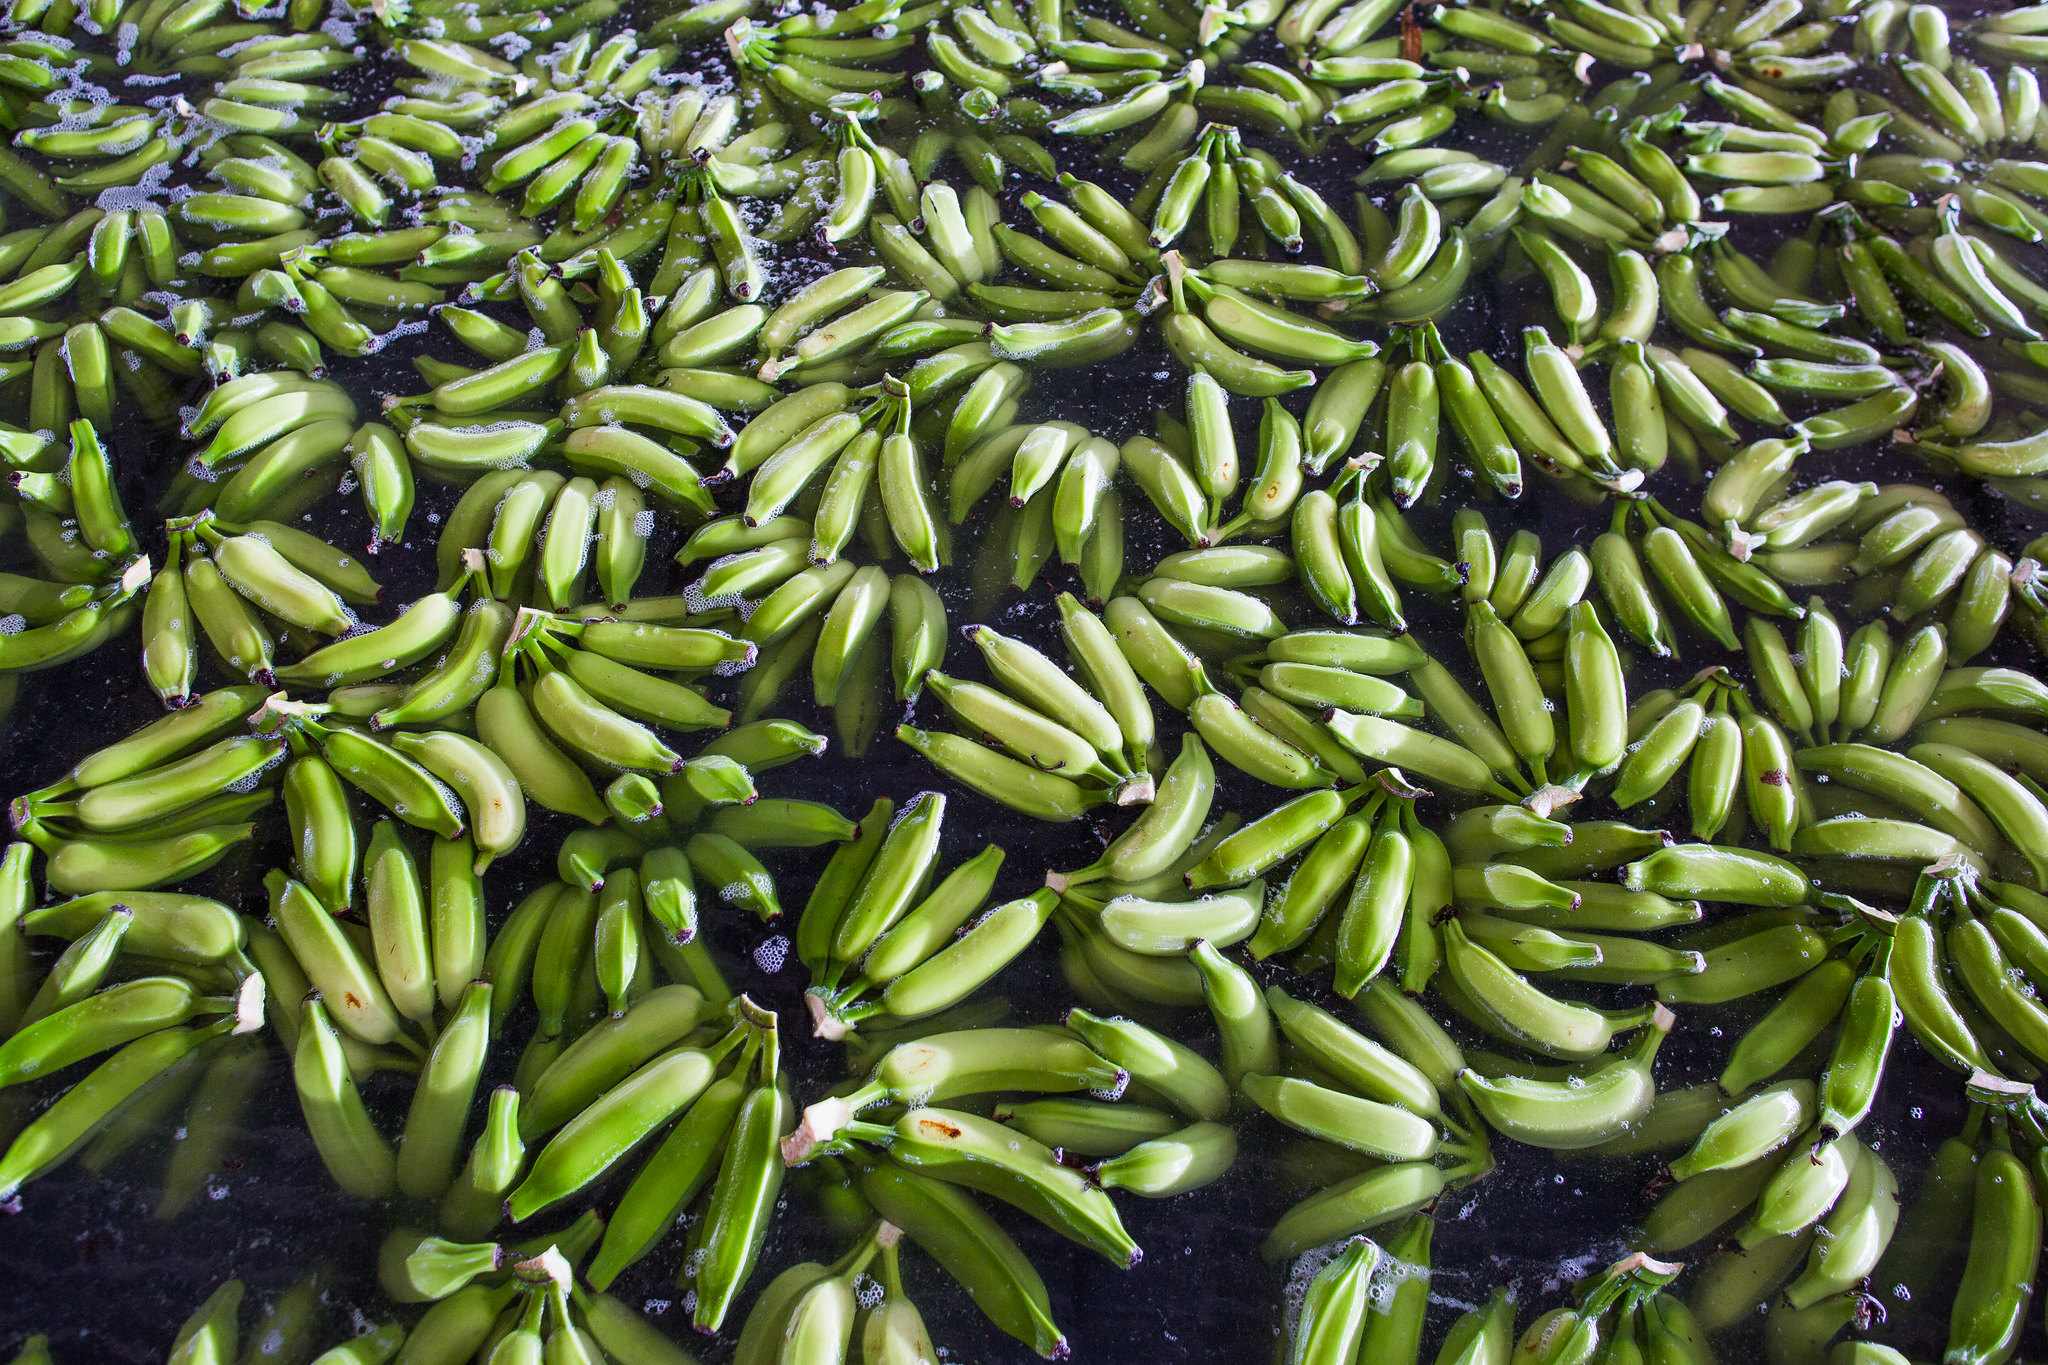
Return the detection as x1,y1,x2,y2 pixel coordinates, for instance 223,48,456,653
1718,480,2022,669
733,1222,952,1365
796,792,1048,1037
1285,1243,1708,1365
7,687,279,892
902,601,1154,817
1835,1082,2048,1365
782,1014,1235,1351
375,1216,732,1363
135,1272,430,1365
0,843,265,1205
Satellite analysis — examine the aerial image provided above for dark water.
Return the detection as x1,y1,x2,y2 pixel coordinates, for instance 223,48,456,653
0,12,2035,1363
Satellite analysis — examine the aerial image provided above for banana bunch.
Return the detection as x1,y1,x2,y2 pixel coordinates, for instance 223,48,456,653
258,852,498,1196
372,0,618,42
1609,663,1826,848
1272,0,1408,58
1095,591,1368,791
1732,480,2021,663
1958,2,2048,65
805,1148,1067,1358
138,1272,418,1365
1313,61,1462,154
0,211,160,354
1040,58,1210,171
1157,250,1376,394
172,28,365,140
503,998,783,1316
900,600,1156,817
231,242,443,369
858,178,1152,369
282,829,774,1256
360,39,685,277
1259,988,1496,1262
383,1212,740,1358
389,276,733,497
1250,977,1493,1174
6,702,289,899
1636,995,1897,1281
407,243,656,397
56,1010,272,1221
724,106,895,251
677,540,916,760
163,368,360,518
1770,1094,2025,1363
1429,873,1673,1062
1310,530,1628,792
1857,862,2048,1080
451,31,690,234
785,1016,1240,1272
1587,497,1805,660
1834,204,2046,348
1286,1247,1697,1365
703,378,944,570
143,509,381,697
1914,404,2048,504
729,1220,919,1365
898,67,1060,196
312,112,468,233
1054,767,1428,993
10,105,190,213
5,421,145,592
504,739,837,959
1358,318,1651,496
720,5,912,108
9,0,329,45
469,603,773,815
919,0,1054,107
1113,367,1314,547
1802,732,2048,893
955,421,1126,603
411,467,658,617
1276,1220,1443,1365
0,842,270,1205
1851,1076,2045,1365
8,274,213,434
47,1027,275,1217
1853,11,2048,161
798,796,1051,1038
1673,1127,1904,1355
1141,123,1366,258
1056,824,1280,1013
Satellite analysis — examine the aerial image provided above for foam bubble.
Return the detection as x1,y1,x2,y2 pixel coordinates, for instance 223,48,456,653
752,934,789,973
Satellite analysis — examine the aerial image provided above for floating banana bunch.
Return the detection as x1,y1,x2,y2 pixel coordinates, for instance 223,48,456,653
1281,1244,1689,1365
1114,362,1314,545
373,1201,751,1360
128,1271,415,1365
958,418,1127,602
795,793,1051,1036
900,602,1154,816
785,1022,1172,1269
0,841,269,1205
